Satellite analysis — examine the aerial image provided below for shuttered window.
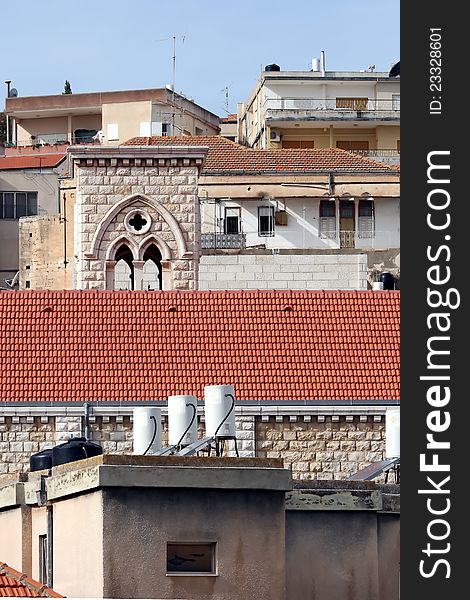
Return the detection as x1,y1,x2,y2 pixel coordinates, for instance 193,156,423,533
319,200,336,239
358,199,375,238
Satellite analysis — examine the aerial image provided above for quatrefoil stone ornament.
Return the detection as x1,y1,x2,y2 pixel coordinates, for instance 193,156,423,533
124,209,152,235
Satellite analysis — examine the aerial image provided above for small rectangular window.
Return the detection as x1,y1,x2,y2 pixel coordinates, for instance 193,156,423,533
336,97,368,110
107,123,119,141
258,206,275,237
39,535,47,584
140,122,151,136
27,192,38,216
16,193,27,218
224,207,241,234
3,193,15,219
167,542,216,575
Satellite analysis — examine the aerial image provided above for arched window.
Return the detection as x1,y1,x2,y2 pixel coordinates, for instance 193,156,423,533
142,244,163,290
114,244,134,290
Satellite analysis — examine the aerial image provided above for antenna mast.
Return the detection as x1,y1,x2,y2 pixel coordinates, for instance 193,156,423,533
172,35,176,133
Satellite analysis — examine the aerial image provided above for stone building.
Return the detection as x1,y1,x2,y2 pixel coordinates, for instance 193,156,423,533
19,137,400,290
0,289,400,480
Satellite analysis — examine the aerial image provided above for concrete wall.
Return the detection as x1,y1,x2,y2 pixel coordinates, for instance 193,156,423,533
19,184,75,290
199,254,368,290
285,500,399,600
0,170,62,278
102,487,285,600
53,491,104,598
102,101,151,144
0,505,31,573
30,506,46,582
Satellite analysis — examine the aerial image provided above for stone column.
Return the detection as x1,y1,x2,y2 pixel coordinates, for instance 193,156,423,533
105,261,116,290
132,261,145,290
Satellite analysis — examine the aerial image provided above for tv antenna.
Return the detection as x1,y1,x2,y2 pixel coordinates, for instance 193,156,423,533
155,33,187,133
220,82,234,115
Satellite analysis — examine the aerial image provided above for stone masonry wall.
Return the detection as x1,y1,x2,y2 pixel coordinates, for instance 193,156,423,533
1,413,387,480
0,414,256,474
256,416,385,481
199,254,368,290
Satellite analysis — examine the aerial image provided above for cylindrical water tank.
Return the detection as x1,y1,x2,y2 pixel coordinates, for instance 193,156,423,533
204,385,236,438
372,281,384,291
311,58,320,72
264,63,281,72
385,408,400,458
168,395,198,446
133,407,162,455
380,272,395,290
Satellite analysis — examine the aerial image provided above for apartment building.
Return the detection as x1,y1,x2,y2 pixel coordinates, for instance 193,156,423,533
238,60,400,163
4,87,220,149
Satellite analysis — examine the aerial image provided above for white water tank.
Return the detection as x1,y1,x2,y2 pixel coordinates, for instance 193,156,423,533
168,395,198,446
373,282,384,291
204,385,236,438
133,407,162,455
311,57,320,72
385,408,400,458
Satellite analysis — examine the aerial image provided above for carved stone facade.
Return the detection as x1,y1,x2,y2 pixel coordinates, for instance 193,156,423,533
71,147,207,290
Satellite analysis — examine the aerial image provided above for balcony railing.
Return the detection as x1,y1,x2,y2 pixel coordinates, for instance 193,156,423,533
201,233,246,249
13,133,101,148
264,97,400,113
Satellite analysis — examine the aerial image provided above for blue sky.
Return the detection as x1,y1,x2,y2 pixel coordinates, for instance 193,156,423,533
2,0,399,116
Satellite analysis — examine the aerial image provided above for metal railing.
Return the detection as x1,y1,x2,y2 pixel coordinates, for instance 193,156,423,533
13,133,101,148
201,233,246,249
264,97,400,112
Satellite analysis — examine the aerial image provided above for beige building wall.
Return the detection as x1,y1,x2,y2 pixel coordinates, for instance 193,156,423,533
0,506,30,573
376,126,400,150
102,101,151,144
30,506,46,582
17,118,68,145
53,491,104,598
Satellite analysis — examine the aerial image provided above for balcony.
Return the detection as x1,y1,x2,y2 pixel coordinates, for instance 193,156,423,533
11,132,101,149
201,233,246,250
349,148,400,165
320,230,398,249
264,97,400,123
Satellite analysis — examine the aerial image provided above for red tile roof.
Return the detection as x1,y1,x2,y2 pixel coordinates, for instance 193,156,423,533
0,564,63,597
123,136,397,173
0,290,399,402
0,154,66,171
220,114,237,123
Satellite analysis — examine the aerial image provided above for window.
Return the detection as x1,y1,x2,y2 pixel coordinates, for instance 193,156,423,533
195,127,204,136
319,200,336,239
224,207,241,234
0,192,38,219
107,123,119,141
392,94,400,110
167,542,216,575
39,535,48,584
258,206,275,237
336,97,368,110
358,199,375,239
282,140,314,149
336,141,369,152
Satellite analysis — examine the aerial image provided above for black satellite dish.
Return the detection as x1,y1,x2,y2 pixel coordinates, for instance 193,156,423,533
389,61,400,77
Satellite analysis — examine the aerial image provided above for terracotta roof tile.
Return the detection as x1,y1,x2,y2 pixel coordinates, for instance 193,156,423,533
0,564,63,597
0,154,66,171
220,114,238,123
0,290,399,402
122,136,397,173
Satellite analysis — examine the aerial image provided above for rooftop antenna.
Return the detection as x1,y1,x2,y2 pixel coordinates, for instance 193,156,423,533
156,33,187,134
220,83,234,115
